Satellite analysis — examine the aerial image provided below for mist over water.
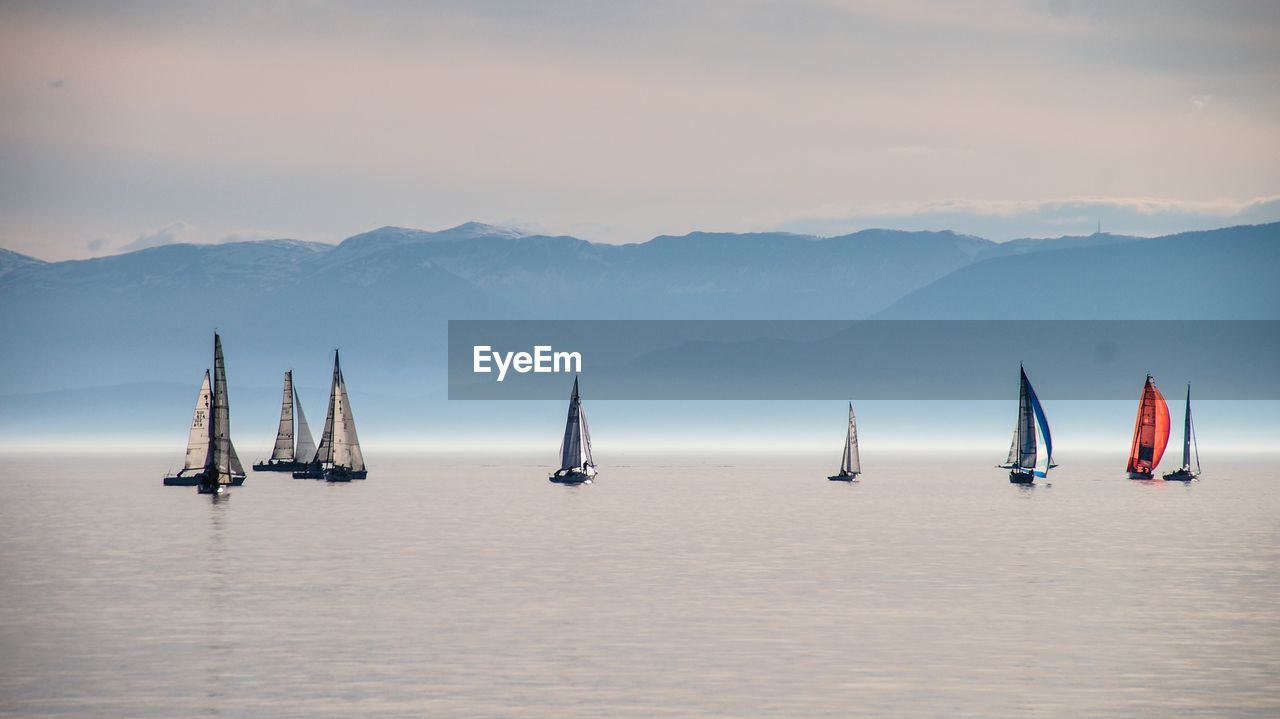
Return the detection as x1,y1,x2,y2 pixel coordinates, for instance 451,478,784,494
2,452,1277,718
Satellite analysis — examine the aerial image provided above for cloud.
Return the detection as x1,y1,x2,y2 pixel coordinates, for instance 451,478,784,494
776,195,1280,240
118,222,194,252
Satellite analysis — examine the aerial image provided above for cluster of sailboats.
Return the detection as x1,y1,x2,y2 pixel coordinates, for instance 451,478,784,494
992,366,1200,484
544,366,1201,487
163,336,1203,494
163,333,367,494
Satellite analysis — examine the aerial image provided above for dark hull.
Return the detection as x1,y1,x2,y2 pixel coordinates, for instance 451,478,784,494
324,466,366,482
252,461,310,472
166,472,244,486
1128,471,1156,480
292,465,324,479
549,472,593,485
1162,469,1198,481
1009,470,1034,484
827,473,859,482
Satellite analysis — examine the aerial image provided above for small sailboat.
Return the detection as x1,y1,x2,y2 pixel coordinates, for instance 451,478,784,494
164,333,246,492
252,370,317,472
549,377,596,485
292,350,366,481
1162,384,1201,481
998,364,1055,484
827,402,861,481
1127,374,1170,480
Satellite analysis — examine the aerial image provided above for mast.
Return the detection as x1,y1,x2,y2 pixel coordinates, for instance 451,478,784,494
269,371,295,462
183,371,212,472
294,387,317,464
1127,375,1171,475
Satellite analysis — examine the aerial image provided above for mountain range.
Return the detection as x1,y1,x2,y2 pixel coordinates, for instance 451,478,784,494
1,220,1276,442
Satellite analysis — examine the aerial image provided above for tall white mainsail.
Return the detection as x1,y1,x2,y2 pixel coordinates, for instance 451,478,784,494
314,350,363,471
182,371,212,472
269,371,296,462
294,388,317,464
841,402,861,475
558,377,594,474
331,364,365,471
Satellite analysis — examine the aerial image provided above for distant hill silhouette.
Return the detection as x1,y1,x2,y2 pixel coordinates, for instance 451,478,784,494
876,223,1280,319
1,221,1276,412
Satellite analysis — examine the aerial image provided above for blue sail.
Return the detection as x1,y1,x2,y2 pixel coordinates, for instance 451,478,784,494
1027,377,1053,478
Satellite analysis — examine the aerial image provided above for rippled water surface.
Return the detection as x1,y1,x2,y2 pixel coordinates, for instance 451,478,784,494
2,451,1278,718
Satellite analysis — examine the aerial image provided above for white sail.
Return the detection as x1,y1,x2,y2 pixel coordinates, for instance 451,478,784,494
269,371,295,461
294,388,317,464
841,402,861,475
558,377,594,472
337,375,364,471
182,371,212,471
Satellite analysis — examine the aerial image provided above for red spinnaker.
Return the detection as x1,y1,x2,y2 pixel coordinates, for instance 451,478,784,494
1127,376,1171,474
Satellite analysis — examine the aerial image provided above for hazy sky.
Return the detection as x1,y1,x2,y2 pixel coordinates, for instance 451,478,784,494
2,0,1278,259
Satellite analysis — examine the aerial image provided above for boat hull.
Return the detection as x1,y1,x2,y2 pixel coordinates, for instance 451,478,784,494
252,461,311,472
1008,470,1035,484
292,465,324,479
324,466,367,482
1162,469,1198,482
549,472,593,485
827,473,859,482
1128,471,1156,480
166,472,244,486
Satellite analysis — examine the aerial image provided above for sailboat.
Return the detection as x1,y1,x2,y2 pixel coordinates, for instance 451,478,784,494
998,364,1055,484
163,333,246,492
252,370,317,472
827,402,861,481
292,350,366,481
1126,374,1170,480
1162,384,1201,481
550,376,596,485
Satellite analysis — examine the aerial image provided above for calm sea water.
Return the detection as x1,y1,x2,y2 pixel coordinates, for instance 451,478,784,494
1,451,1277,718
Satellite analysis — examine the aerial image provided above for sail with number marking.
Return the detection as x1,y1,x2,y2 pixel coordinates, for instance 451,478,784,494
182,371,212,471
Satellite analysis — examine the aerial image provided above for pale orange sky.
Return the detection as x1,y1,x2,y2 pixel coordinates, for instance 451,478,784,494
1,0,1278,259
